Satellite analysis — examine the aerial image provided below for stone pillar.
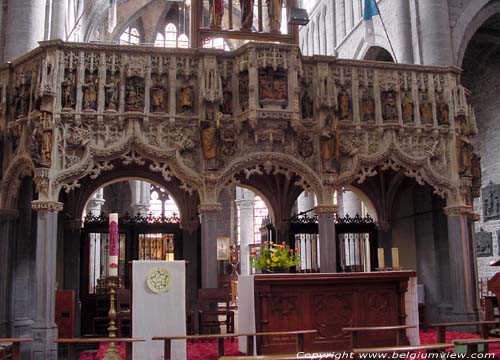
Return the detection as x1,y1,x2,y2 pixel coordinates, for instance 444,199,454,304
31,200,63,360
50,0,67,40
199,203,222,289
343,191,362,217
393,0,413,64
297,191,315,215
235,188,255,276
130,181,150,215
315,205,337,273
417,0,453,66
63,218,82,337
444,206,477,321
4,0,47,61
86,189,105,216
0,209,18,337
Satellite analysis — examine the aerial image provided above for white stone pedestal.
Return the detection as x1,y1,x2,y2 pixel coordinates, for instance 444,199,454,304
132,261,186,359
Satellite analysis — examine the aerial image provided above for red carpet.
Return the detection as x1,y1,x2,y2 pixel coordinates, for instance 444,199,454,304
79,330,500,359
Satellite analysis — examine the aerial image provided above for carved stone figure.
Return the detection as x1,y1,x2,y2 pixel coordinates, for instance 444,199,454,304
382,90,398,122
62,72,76,110
471,153,481,198
221,78,232,114
266,0,283,33
457,138,473,177
105,72,120,111
419,93,433,125
40,112,53,166
337,87,351,121
125,77,145,111
320,116,340,173
240,0,255,30
301,90,313,119
258,68,288,105
179,75,194,113
15,78,31,118
361,87,375,122
201,109,219,170
82,73,98,111
298,135,314,158
209,0,224,29
239,71,249,111
151,74,167,113
436,93,449,126
402,92,414,124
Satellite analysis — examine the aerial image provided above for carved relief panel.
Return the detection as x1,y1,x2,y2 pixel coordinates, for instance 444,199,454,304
258,67,288,107
476,230,493,257
483,182,500,221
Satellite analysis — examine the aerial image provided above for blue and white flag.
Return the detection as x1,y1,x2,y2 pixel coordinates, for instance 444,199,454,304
363,0,379,44
108,0,117,33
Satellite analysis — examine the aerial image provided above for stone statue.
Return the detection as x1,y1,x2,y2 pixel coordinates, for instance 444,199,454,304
382,90,398,122
221,78,232,114
105,73,120,111
240,0,254,30
179,76,194,113
337,87,351,121
201,109,219,170
457,138,473,177
402,93,413,124
436,93,449,126
83,73,98,111
125,77,145,111
62,73,76,110
209,0,224,29
40,112,53,166
320,116,340,173
151,75,166,113
301,90,313,119
239,71,249,111
419,93,432,125
361,88,375,122
266,0,283,33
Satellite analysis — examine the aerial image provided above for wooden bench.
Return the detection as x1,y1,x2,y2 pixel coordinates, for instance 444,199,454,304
343,325,416,348
0,338,32,360
153,329,317,359
352,343,452,356
55,337,145,360
429,320,500,343
453,338,500,355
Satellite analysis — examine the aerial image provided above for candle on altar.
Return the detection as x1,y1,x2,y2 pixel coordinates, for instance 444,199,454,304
109,213,119,277
377,248,385,269
392,247,400,269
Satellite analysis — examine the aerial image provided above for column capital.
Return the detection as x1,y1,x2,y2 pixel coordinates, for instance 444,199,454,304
0,208,19,219
32,200,63,213
181,219,200,234
443,205,473,216
314,205,338,215
198,203,222,214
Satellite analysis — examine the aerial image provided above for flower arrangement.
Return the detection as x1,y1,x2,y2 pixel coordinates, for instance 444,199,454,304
250,241,300,272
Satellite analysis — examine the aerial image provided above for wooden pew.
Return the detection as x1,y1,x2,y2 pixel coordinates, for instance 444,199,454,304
429,320,500,343
153,330,317,359
453,338,500,355
343,325,416,348
0,338,32,360
55,337,145,360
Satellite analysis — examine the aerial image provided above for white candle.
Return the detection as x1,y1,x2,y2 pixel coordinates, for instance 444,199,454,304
377,248,385,269
392,247,400,270
109,213,119,277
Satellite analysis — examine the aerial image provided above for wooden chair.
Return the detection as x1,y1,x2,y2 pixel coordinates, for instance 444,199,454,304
198,288,234,335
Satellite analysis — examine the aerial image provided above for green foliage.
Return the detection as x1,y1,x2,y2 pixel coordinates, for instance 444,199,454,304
250,241,300,270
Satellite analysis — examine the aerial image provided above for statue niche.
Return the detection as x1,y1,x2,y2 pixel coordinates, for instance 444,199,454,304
150,73,168,113
61,70,77,111
105,71,120,112
301,88,313,119
14,73,32,118
401,91,414,124
419,92,433,126
436,92,449,126
381,89,398,123
337,86,351,121
201,106,219,170
239,71,249,112
125,76,145,112
220,76,232,115
30,111,53,167
178,74,194,114
258,67,288,107
320,115,340,173
360,85,375,122
82,71,98,111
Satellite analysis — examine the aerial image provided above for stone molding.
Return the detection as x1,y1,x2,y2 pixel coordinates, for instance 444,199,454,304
314,205,338,215
198,203,223,214
0,208,19,219
443,205,474,216
31,200,64,213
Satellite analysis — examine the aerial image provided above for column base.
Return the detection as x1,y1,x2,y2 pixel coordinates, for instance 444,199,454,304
31,324,58,360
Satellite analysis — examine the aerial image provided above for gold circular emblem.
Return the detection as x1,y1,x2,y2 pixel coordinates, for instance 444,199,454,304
146,267,172,294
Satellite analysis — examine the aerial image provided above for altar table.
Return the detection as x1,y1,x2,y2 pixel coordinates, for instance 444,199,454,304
238,271,418,355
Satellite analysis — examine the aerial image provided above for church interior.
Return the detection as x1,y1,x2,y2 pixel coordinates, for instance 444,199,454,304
1,0,500,359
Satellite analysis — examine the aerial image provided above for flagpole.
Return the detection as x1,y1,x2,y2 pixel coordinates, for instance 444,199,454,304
373,1,398,63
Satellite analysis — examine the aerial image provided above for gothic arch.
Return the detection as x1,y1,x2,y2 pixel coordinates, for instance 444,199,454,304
453,0,500,67
0,155,34,209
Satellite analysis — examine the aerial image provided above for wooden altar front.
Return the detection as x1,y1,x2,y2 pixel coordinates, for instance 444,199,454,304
252,271,416,354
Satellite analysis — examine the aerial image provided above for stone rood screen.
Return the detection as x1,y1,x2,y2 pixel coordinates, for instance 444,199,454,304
192,0,300,48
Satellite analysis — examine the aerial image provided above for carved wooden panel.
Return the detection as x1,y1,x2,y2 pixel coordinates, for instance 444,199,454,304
477,231,493,257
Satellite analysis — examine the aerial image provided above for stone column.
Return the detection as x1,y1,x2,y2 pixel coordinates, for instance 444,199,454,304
199,203,222,289
31,200,63,360
444,206,477,321
343,191,362,217
63,218,82,337
417,0,453,66
4,0,47,61
235,188,255,276
86,189,105,216
0,209,18,337
297,191,315,215
315,205,337,273
130,181,150,215
393,0,413,64
50,0,67,40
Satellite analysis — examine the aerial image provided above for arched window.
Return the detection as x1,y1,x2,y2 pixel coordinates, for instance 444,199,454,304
203,37,230,51
119,27,141,45
155,23,190,48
